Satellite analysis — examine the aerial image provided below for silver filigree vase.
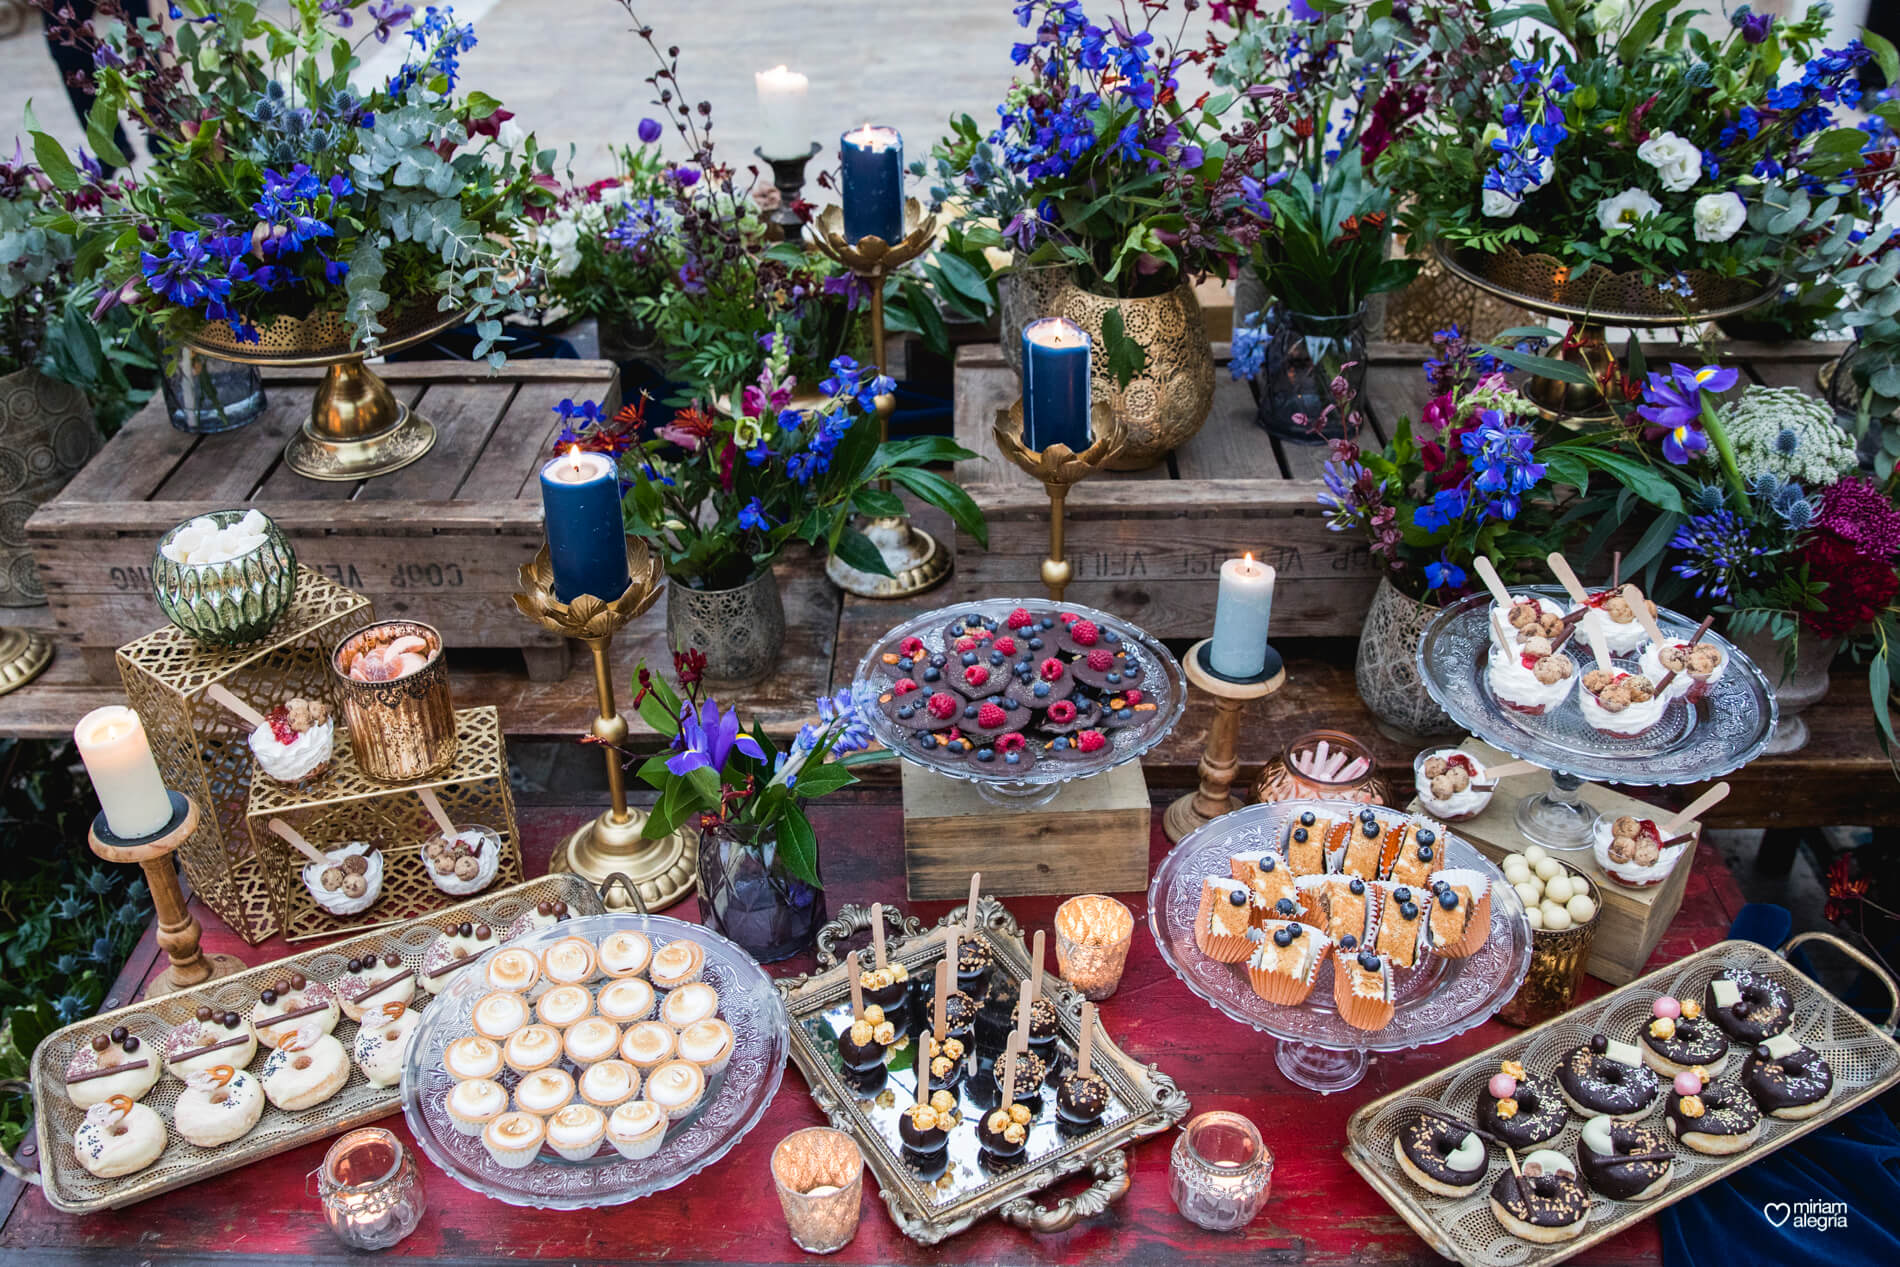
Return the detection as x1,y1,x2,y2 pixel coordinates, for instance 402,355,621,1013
1356,576,1458,744
665,566,787,683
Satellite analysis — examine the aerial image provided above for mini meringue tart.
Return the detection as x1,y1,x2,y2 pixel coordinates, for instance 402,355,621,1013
541,936,599,988
649,940,705,989
515,1067,576,1115
483,947,542,995
660,981,720,1029
579,1059,640,1110
676,1018,735,1077
644,1059,707,1120
599,930,653,979
534,984,594,1030
446,1077,507,1136
606,1099,668,1160
445,1035,504,1082
482,1110,547,1169
472,990,532,1041
547,1102,608,1161
503,1024,563,1075
620,1020,677,1070
563,1017,622,1067
597,977,656,1024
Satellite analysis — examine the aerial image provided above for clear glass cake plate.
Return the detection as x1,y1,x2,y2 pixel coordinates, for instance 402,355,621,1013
1148,800,1532,1094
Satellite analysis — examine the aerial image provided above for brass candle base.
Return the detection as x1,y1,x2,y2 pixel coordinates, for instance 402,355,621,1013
89,791,247,997
0,625,53,697
1163,640,1287,844
514,537,694,910
993,401,1125,602
285,358,438,481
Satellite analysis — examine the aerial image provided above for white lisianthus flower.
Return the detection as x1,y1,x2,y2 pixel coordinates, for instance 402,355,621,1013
496,118,525,150
1636,131,1703,193
1692,191,1747,243
542,218,582,277
1597,187,1662,236
1482,187,1522,218
1590,0,1631,32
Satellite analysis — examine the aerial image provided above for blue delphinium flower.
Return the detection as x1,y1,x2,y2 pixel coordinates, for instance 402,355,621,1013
737,498,773,532
1424,556,1467,594
1413,486,1468,534
388,4,478,97
1460,414,1545,521
1229,309,1270,381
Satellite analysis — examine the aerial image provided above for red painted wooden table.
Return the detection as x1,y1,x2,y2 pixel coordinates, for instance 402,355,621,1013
0,794,1744,1265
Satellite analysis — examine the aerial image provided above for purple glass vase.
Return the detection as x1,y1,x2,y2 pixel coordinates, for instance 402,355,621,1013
696,819,826,963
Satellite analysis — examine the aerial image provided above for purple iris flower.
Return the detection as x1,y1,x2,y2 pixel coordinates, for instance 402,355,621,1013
1741,12,1774,44
666,700,765,777
1289,0,1322,20
1636,363,1737,435
638,118,663,144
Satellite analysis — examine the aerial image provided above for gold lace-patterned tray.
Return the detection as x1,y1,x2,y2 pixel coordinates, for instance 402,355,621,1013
6,874,603,1214
1344,935,1900,1267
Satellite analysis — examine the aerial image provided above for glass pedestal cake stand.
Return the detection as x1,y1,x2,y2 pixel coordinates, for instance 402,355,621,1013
852,597,1186,808
400,913,788,1210
1149,801,1531,1094
1416,586,1778,851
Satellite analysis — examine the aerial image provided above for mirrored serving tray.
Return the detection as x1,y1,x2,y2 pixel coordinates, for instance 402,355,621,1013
778,898,1189,1244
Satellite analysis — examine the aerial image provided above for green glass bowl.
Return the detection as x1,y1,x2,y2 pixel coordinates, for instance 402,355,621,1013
152,509,299,644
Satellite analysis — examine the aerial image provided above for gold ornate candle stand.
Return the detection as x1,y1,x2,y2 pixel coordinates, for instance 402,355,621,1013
992,401,1125,602
245,706,523,942
117,567,374,944
89,790,247,997
512,537,695,911
810,199,952,598
1163,639,1287,844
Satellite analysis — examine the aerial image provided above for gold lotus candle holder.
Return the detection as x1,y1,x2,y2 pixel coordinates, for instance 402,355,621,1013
512,536,694,911
1053,894,1135,1000
809,198,951,599
992,400,1125,602
771,1126,864,1254
331,620,457,781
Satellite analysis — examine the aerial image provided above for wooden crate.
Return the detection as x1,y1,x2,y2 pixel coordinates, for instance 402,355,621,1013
26,359,621,684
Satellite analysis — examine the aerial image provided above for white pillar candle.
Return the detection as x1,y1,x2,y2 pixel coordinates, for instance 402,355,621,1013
755,65,811,159
74,705,173,839
1209,554,1275,678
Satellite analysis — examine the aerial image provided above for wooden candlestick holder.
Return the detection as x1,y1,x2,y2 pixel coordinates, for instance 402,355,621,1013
89,790,247,997
1163,640,1286,844
992,401,1125,601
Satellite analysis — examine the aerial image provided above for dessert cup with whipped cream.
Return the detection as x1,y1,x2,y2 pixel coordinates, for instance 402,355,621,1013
248,697,335,786
1579,665,1668,738
1487,639,1576,715
1640,638,1726,701
301,840,383,917
1413,749,1494,822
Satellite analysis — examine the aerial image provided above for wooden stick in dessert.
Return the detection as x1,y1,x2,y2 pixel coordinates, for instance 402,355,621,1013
1580,609,1615,669
1078,1002,1095,1077
847,953,864,1021
1030,929,1046,1002
933,960,949,1042
1489,610,1515,653
943,926,958,984
1472,554,1515,612
1470,759,1537,790
871,902,888,970
1610,550,1623,592
1619,584,1671,649
1505,1144,1523,1180
916,1041,929,1107
1545,551,1592,607
417,786,459,845
267,818,331,867
204,683,267,730
1000,1034,1018,1111
965,873,981,933
1015,988,1034,1053
1661,781,1729,837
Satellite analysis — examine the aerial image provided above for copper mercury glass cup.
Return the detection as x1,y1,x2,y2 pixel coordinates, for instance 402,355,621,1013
331,620,456,780
771,1127,863,1254
1170,1110,1273,1231
1253,728,1388,806
313,1126,426,1251
1498,869,1602,1027
1054,894,1135,1000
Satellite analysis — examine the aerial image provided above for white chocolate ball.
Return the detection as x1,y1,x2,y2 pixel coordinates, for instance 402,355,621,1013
1502,858,1532,885
1566,894,1597,923
1540,901,1573,931
1525,906,1545,930
1514,881,1543,907
1544,875,1575,904
1523,845,1549,864
1534,858,1565,882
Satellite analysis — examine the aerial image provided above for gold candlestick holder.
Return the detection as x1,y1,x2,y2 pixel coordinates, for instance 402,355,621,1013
512,537,694,911
89,790,247,997
811,198,952,598
992,400,1125,601
1163,639,1287,844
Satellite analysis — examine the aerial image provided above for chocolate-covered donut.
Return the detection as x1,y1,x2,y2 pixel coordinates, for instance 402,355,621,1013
1740,1041,1834,1120
1665,1076,1762,1155
1557,1038,1660,1119
1488,1150,1591,1244
1393,1113,1489,1197
1704,969,1793,1044
1476,1070,1567,1148
1576,1116,1673,1202
1640,1012,1730,1078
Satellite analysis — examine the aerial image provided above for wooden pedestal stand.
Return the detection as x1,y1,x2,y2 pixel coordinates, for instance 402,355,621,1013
1164,640,1287,844
89,790,246,998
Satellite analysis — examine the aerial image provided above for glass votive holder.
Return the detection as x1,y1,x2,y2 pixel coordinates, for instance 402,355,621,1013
771,1126,863,1254
1252,728,1387,806
1169,1110,1273,1231
1053,894,1135,1000
312,1126,425,1251
332,620,457,780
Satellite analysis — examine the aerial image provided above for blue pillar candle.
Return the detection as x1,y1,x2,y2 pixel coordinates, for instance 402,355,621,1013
1020,317,1092,452
840,125,904,244
538,448,631,602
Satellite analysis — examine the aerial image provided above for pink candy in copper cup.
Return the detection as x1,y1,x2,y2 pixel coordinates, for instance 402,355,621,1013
331,620,456,780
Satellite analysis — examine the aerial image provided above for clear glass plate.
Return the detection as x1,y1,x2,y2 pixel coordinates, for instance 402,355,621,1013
1147,801,1531,1091
400,913,789,1210
850,597,1186,807
1415,585,1778,786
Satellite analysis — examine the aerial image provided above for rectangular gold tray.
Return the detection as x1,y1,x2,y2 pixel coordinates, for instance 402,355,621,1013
777,897,1190,1245
1343,935,1900,1267
19,874,604,1214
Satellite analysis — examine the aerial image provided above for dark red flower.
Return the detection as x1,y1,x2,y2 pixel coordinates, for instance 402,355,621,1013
673,648,708,685
1800,529,1899,638
1825,856,1870,924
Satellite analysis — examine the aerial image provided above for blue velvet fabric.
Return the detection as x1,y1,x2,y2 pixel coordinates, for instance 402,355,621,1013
1657,905,1900,1267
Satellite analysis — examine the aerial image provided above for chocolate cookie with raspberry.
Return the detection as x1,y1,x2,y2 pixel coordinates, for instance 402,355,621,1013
1048,728,1112,761
972,732,1037,771
885,688,963,732
967,697,1032,739
1096,687,1159,729
1007,655,1077,708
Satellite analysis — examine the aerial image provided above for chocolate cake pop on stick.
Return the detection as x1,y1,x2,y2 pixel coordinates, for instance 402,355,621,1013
837,954,892,1086
1056,1001,1110,1133
978,1034,1032,1166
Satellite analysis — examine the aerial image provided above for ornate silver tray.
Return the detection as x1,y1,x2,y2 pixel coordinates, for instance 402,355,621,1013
1149,801,1532,1094
777,899,1189,1244
1345,935,1900,1267
851,597,1186,808
6,874,604,1214
401,912,789,1210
